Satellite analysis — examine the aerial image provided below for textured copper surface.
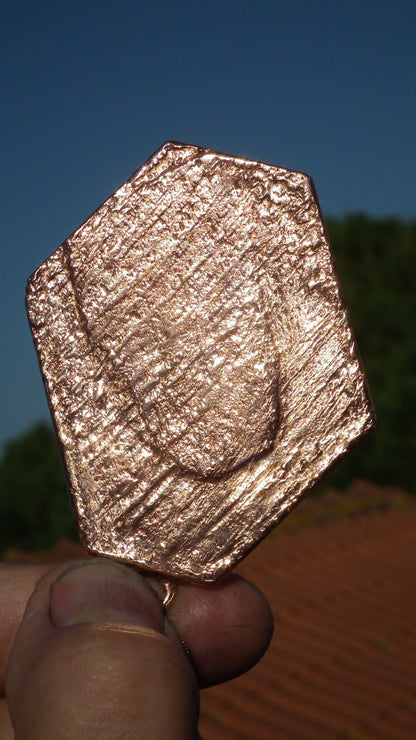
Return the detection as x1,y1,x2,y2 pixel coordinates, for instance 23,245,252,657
26,142,375,583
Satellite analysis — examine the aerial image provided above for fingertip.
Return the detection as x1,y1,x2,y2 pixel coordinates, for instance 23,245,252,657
6,560,200,739
169,574,273,687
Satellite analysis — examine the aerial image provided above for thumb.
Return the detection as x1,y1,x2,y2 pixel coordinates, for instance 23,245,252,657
6,560,198,739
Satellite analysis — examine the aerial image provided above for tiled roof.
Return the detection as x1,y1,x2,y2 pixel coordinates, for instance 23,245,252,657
199,482,416,739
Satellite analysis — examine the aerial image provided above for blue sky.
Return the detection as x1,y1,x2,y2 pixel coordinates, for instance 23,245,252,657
1,0,415,451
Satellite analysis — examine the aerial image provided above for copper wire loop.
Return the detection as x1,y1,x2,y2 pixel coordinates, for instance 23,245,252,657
162,580,177,609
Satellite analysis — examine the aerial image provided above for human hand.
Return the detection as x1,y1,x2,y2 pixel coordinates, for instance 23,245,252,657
2,559,273,738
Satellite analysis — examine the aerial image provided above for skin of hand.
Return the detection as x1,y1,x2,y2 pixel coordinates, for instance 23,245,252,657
1,559,273,739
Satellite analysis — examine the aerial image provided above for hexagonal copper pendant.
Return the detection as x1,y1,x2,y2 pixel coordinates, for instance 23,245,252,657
27,143,375,583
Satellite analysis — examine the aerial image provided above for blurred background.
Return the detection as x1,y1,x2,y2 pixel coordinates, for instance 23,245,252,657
1,1,415,737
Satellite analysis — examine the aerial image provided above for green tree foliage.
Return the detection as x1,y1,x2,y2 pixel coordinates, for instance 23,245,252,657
322,215,416,492
0,422,77,553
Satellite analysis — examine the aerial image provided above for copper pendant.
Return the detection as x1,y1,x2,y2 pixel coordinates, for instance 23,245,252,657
27,142,375,583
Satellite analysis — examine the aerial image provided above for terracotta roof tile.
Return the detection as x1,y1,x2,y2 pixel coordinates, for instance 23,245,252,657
199,484,416,739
